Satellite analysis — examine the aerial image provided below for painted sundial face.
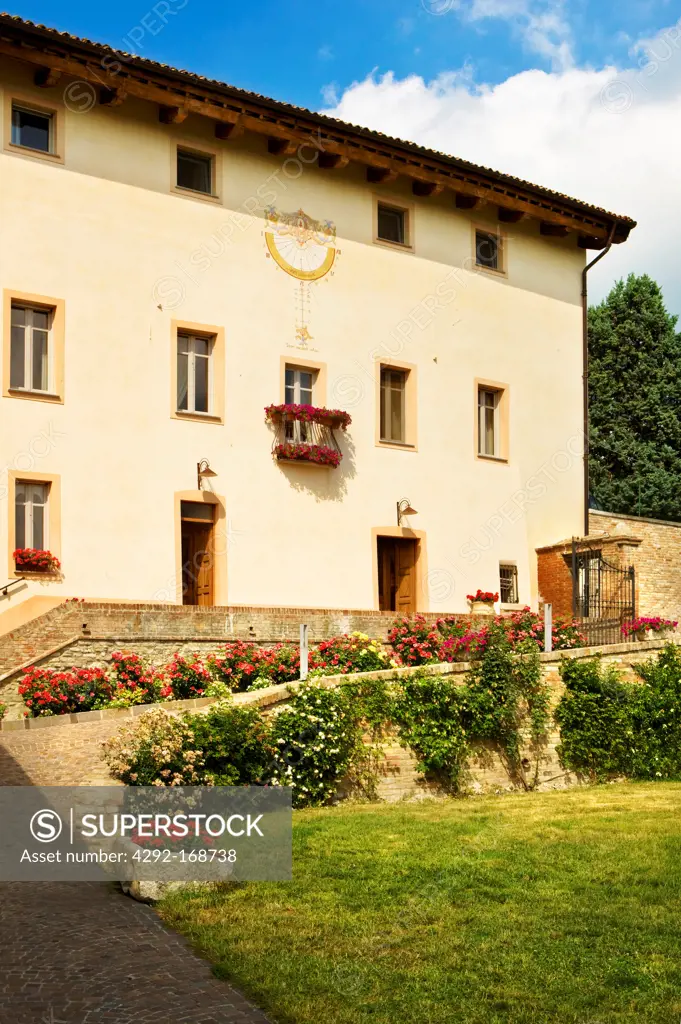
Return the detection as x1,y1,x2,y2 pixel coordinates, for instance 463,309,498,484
265,208,336,281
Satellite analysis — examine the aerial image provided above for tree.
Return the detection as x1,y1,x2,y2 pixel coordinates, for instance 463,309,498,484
588,273,681,521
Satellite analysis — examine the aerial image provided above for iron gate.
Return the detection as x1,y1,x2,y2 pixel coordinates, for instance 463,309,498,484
571,540,636,646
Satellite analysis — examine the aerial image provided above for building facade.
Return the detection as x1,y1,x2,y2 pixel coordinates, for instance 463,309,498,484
0,16,634,627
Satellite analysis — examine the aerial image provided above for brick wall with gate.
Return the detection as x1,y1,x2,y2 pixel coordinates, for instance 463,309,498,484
588,510,681,622
537,533,639,616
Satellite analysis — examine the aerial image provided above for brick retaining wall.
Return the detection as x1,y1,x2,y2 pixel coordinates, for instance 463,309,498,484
0,639,666,798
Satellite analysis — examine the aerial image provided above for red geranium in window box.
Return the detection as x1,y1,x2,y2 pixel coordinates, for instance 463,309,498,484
13,548,61,573
265,404,352,430
274,442,341,468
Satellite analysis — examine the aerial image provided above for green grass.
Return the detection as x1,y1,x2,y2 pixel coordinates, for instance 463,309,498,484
159,784,681,1024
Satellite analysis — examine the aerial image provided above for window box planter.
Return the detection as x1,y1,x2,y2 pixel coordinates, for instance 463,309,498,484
266,404,350,469
621,617,678,642
265,404,352,431
274,442,341,468
13,548,61,574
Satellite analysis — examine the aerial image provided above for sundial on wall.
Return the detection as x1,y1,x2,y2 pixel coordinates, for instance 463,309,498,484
264,207,338,350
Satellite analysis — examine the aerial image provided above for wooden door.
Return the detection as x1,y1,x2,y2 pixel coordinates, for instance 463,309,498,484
377,537,417,613
395,540,416,614
181,519,215,606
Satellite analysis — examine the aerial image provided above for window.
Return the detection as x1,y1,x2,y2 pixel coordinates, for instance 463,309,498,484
177,148,213,194
177,332,214,414
475,229,501,271
285,365,314,441
15,481,48,550
380,367,407,443
377,202,408,246
500,564,519,605
10,304,51,393
11,104,53,153
478,386,501,457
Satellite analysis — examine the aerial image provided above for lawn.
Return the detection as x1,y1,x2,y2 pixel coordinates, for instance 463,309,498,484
159,784,681,1024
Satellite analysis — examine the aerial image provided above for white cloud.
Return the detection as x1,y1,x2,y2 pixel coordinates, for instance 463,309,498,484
320,81,339,106
437,0,574,70
322,20,681,312
317,44,334,61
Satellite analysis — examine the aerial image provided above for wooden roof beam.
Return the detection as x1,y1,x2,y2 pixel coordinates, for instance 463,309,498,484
367,167,398,184
412,181,444,197
159,105,188,124
34,66,61,87
215,120,243,140
455,193,479,210
540,222,569,237
100,86,126,107
498,207,524,223
267,136,299,156
318,152,349,170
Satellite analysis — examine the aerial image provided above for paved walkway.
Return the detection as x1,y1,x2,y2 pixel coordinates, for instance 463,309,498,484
0,882,272,1024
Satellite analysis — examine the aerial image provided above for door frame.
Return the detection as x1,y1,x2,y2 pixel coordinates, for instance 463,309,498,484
372,526,428,613
173,489,228,605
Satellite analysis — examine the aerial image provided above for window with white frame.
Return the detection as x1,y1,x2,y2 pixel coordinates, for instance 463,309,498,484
11,103,53,153
10,304,52,393
15,481,48,551
478,386,501,457
284,365,314,440
499,563,519,605
177,332,214,414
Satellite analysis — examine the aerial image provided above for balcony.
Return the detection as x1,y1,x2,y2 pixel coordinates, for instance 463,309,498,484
265,404,351,469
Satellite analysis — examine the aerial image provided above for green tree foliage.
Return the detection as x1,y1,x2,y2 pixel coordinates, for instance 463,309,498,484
588,273,681,519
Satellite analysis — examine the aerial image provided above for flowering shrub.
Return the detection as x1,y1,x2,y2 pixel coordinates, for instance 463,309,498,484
621,617,678,639
189,703,275,786
13,548,61,573
311,632,394,676
389,610,587,668
274,442,341,468
165,654,212,700
439,626,490,663
265,404,352,430
19,666,114,717
106,651,172,708
387,616,443,666
269,684,361,807
467,590,499,604
208,642,267,691
102,707,206,786
502,608,587,652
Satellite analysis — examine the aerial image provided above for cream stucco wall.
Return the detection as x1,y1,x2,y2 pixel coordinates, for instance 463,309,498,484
0,59,585,616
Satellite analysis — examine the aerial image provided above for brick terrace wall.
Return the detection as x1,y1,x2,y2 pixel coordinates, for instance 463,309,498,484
590,509,681,620
0,639,667,796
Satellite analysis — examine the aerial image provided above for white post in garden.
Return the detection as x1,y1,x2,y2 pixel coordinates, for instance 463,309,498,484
544,603,553,654
300,623,309,681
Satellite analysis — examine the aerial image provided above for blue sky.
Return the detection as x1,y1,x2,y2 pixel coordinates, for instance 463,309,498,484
6,1,681,312
5,0,677,109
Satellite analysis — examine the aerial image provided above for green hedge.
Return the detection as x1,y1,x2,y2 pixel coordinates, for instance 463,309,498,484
555,644,681,781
